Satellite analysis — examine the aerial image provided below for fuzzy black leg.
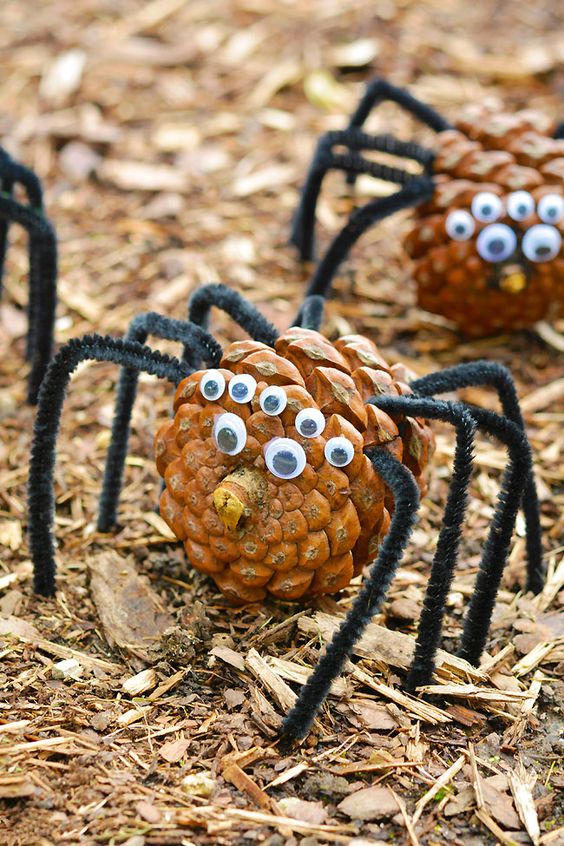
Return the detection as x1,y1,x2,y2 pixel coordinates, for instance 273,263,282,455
0,149,44,300
0,176,13,295
97,316,222,533
305,177,435,299
374,396,477,691
345,77,451,186
26,225,58,403
291,129,432,260
184,283,279,367
453,408,538,665
376,396,538,679
0,151,44,209
411,362,543,593
0,195,57,403
292,295,326,331
29,335,189,597
280,449,419,742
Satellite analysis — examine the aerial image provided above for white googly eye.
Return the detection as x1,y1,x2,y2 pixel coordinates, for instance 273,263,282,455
295,407,326,438
522,224,562,263
228,374,257,404
471,192,503,223
259,386,287,416
507,191,535,222
445,210,475,241
324,437,355,468
476,223,517,263
213,412,247,455
264,438,307,480
200,370,226,401
537,194,564,225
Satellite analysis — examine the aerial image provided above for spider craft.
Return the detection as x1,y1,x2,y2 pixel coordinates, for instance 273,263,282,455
29,283,544,741
0,146,57,403
292,78,564,337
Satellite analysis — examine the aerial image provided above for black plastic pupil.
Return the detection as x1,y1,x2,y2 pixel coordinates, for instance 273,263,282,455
232,382,248,400
217,427,238,452
263,394,280,413
455,223,466,234
330,446,349,466
482,205,492,217
517,204,527,216
535,244,551,256
488,238,506,256
204,379,219,397
272,450,297,476
300,418,317,436
546,208,556,218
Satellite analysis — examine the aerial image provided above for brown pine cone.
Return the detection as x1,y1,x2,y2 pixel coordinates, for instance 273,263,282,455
155,330,434,604
404,109,564,336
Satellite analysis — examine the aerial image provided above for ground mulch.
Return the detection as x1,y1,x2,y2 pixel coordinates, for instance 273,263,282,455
0,1,563,845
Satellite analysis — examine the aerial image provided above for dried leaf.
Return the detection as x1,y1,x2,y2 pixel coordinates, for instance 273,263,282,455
338,786,400,821
159,737,190,763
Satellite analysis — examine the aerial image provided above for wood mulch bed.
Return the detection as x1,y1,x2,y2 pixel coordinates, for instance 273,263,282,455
0,1,562,844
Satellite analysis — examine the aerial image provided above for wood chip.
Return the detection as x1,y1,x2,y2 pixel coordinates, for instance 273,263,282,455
122,668,158,696
89,553,174,661
245,648,297,712
412,754,466,823
509,760,540,846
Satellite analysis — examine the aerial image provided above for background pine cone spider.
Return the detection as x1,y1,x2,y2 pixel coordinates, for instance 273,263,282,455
292,77,563,338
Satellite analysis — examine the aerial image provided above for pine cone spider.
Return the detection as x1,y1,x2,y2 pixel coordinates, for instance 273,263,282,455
29,283,543,741
0,147,57,402
292,78,564,337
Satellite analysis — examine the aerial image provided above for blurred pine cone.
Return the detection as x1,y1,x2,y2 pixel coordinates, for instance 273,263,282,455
405,109,564,336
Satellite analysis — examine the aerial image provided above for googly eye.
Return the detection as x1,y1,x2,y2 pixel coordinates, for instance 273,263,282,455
259,386,287,416
264,438,307,480
476,223,517,263
471,192,503,223
324,437,355,468
213,412,247,455
507,191,535,222
537,194,564,225
228,374,257,404
295,407,326,438
200,370,226,401
445,210,475,241
522,224,562,263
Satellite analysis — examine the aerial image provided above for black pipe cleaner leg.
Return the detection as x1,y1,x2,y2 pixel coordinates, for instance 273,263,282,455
305,177,435,300
293,295,326,332
280,448,420,742
184,283,279,367
26,223,58,403
97,315,221,531
291,129,434,260
374,396,538,683
373,396,477,692
411,361,543,593
29,335,189,597
0,195,57,403
453,408,538,665
345,77,451,187
97,315,222,533
0,148,44,313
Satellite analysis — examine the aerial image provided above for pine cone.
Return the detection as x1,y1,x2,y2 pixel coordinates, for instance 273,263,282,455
404,110,564,336
155,330,434,604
